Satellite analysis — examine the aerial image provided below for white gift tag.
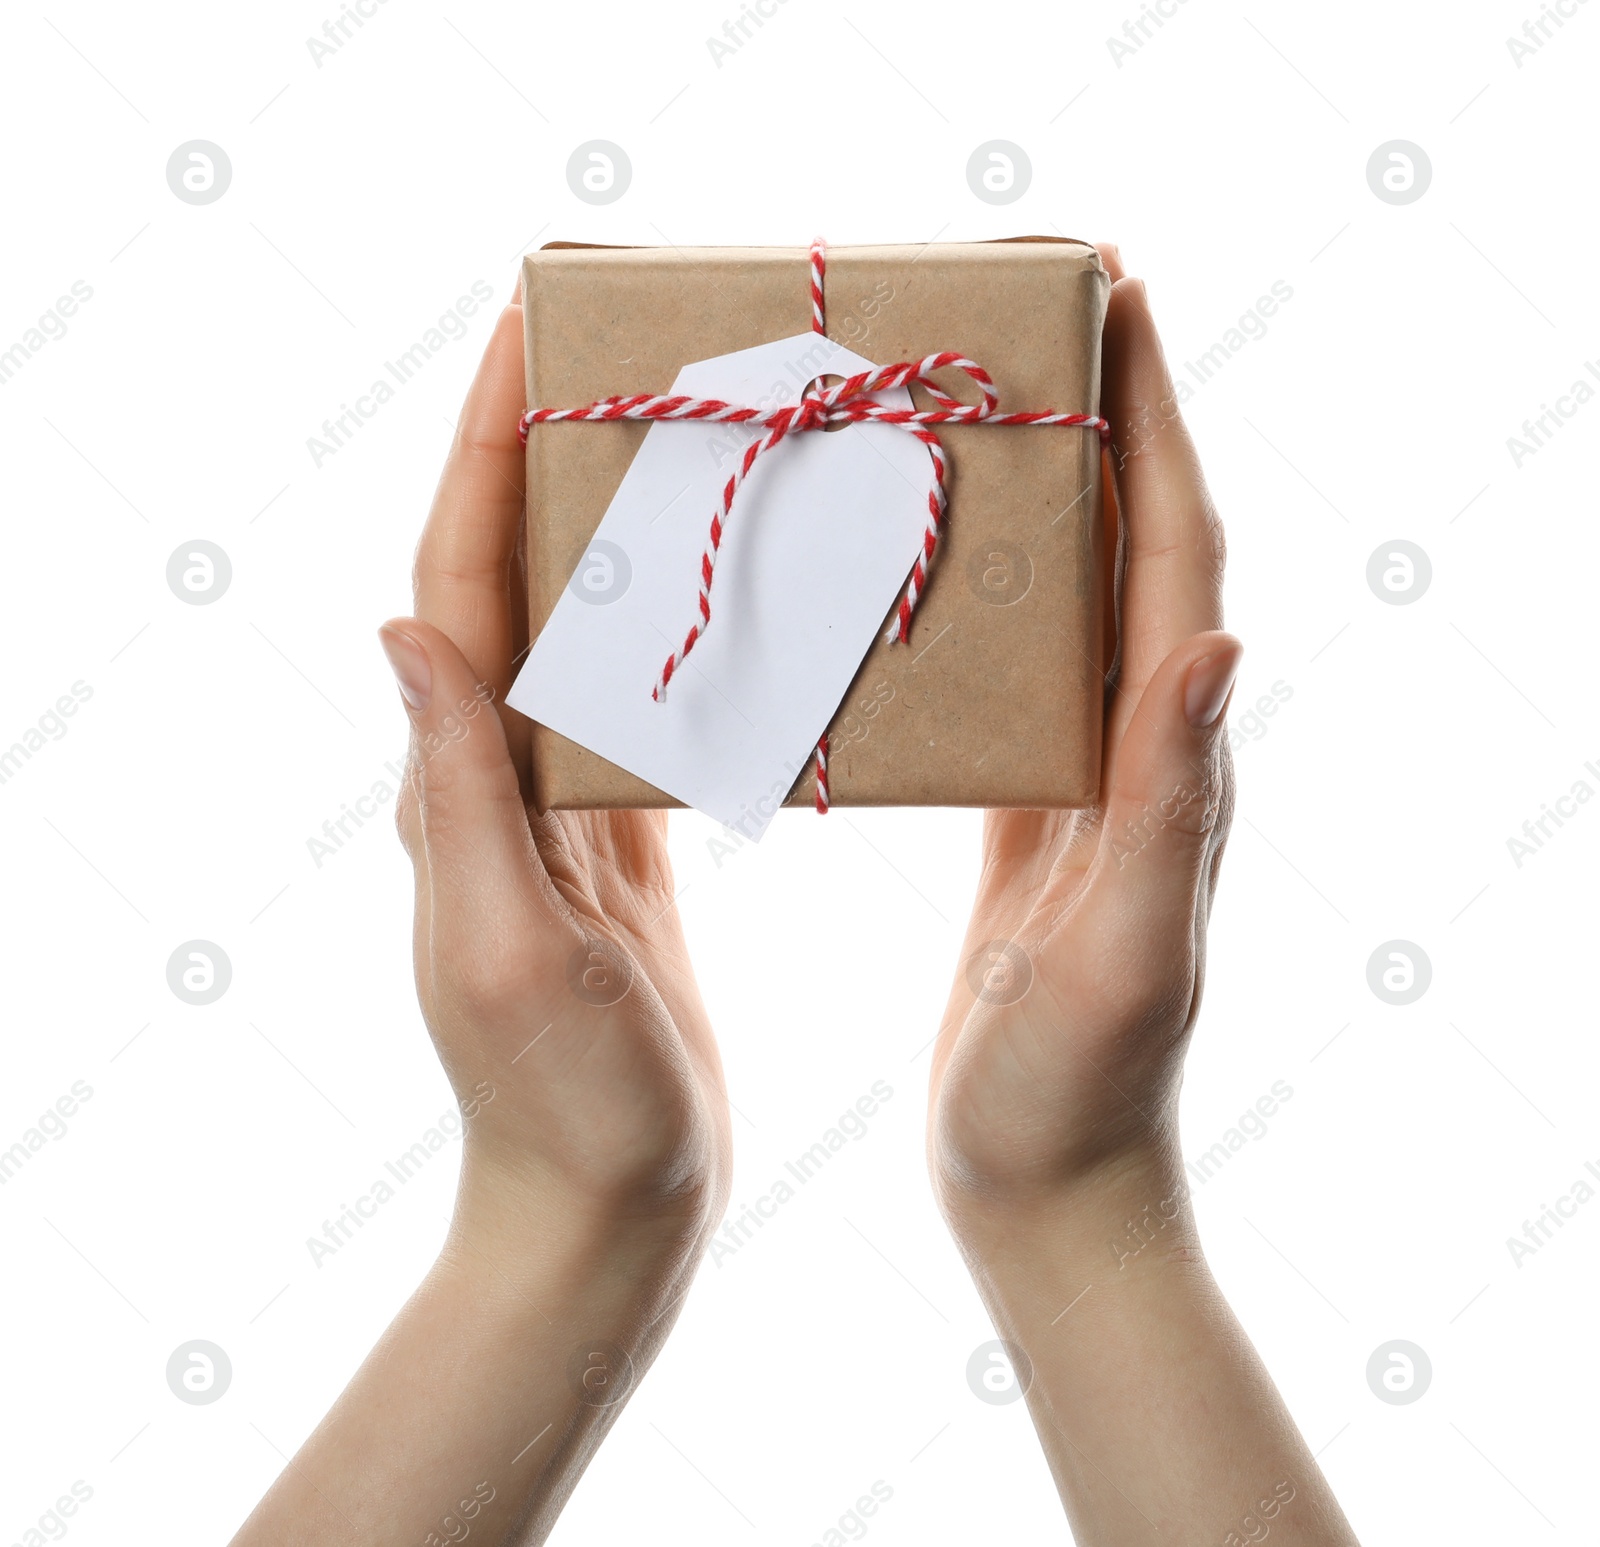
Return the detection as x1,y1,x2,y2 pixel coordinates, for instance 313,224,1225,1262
507,333,933,840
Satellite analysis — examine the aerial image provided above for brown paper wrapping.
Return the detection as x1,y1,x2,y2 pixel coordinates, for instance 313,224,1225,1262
521,237,1108,812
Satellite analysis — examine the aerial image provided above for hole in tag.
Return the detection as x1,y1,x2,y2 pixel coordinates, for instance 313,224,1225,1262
800,373,849,431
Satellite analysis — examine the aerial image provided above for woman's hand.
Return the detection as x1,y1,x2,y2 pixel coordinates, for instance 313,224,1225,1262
381,291,731,1247
232,286,731,1547
929,248,1238,1217
925,252,1360,1547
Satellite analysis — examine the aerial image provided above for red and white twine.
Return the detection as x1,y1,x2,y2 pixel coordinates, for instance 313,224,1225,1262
518,238,1110,814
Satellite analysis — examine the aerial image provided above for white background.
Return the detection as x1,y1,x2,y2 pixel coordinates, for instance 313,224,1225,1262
2,1,1596,1542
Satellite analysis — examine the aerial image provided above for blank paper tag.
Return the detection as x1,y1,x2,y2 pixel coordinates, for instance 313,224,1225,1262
508,333,932,840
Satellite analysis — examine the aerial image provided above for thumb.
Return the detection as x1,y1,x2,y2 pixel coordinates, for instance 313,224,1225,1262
1088,631,1242,949
378,618,547,939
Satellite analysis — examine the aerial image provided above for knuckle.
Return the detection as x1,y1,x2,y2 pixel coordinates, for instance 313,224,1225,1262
1200,499,1227,573
419,737,523,821
1211,745,1237,831
1206,830,1232,904
1093,939,1200,1045
393,765,423,856
1203,756,1237,902
1109,772,1218,862
435,937,537,1024
413,533,513,601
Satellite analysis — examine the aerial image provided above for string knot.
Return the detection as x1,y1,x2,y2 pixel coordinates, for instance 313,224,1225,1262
792,394,829,434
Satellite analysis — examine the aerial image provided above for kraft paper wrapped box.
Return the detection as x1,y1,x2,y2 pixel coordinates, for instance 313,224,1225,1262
520,237,1111,812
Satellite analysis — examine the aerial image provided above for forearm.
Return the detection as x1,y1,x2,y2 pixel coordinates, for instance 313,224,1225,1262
945,1157,1360,1547
231,1157,710,1546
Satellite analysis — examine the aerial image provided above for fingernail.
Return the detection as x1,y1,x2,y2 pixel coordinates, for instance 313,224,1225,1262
379,625,432,712
1184,643,1242,729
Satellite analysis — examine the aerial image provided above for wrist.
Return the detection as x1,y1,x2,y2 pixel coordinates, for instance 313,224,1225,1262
939,1144,1205,1293
447,1138,721,1298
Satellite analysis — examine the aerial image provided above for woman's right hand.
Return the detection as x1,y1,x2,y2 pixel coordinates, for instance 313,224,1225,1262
234,287,733,1547
380,286,732,1250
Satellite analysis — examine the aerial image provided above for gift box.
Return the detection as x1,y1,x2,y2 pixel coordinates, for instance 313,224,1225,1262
519,237,1110,813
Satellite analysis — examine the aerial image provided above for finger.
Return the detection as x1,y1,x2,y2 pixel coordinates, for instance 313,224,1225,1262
1102,279,1226,713
1096,242,1126,283
391,721,436,1009
1073,632,1241,979
378,619,560,965
414,299,527,702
